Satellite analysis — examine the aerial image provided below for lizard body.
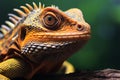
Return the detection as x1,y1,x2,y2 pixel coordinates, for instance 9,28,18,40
0,2,90,80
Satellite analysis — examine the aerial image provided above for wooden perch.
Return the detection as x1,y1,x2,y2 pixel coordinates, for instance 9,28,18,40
31,69,120,80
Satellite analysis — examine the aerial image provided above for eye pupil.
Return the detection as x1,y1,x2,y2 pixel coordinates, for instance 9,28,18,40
47,16,52,21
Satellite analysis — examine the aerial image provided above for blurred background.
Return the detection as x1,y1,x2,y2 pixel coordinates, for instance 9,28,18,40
0,0,120,70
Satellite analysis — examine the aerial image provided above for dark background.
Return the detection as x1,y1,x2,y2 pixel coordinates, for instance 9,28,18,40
0,0,120,70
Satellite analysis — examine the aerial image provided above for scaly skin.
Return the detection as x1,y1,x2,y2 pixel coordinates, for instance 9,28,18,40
0,2,90,80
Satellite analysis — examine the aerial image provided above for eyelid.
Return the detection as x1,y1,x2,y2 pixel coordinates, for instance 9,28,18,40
44,12,58,19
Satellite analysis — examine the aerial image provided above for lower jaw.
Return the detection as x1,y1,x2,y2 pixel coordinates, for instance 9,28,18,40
21,40,87,63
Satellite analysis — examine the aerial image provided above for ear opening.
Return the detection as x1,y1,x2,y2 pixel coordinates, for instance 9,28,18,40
20,27,26,41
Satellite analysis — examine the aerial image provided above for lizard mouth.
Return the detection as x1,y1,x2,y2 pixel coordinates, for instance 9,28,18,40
21,41,85,63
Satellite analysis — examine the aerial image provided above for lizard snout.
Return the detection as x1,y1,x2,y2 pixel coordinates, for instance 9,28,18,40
75,22,91,35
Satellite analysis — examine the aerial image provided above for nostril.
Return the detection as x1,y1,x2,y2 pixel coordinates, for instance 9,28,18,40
77,24,84,31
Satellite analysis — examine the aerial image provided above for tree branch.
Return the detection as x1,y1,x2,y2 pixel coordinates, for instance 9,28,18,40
32,69,120,80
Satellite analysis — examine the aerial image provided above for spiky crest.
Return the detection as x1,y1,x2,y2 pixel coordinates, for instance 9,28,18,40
0,2,44,39
0,2,59,39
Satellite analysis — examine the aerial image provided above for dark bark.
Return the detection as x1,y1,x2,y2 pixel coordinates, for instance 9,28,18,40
32,69,120,80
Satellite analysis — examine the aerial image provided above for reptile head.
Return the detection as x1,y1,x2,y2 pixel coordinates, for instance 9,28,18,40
18,4,91,63
14,3,91,64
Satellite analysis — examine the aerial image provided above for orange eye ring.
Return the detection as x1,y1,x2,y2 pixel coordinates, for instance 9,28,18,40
42,12,60,30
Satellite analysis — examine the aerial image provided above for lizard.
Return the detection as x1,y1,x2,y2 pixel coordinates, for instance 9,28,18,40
0,2,90,80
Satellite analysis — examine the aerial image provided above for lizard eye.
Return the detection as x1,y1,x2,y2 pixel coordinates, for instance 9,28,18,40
44,14,57,26
43,13,60,30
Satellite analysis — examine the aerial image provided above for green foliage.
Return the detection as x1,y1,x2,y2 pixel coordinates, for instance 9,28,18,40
112,5,120,23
